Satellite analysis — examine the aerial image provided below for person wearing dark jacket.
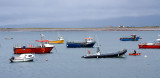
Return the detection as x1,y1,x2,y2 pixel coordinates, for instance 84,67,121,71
133,50,136,54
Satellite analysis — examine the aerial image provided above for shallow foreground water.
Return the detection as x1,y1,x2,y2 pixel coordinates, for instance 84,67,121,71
0,31,160,78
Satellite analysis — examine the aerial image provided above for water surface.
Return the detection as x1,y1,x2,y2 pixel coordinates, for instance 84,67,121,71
0,31,160,78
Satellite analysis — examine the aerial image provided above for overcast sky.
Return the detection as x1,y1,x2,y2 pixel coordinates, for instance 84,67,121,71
0,0,160,28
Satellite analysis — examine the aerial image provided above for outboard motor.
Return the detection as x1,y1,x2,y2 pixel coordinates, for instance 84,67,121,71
10,56,15,62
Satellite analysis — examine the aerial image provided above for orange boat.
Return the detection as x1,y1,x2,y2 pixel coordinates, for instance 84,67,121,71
129,53,141,56
49,33,64,44
49,37,64,44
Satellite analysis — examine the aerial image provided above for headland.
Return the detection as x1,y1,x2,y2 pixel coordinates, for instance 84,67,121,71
0,26,160,31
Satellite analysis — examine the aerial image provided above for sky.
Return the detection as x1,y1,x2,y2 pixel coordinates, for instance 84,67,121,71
0,0,160,28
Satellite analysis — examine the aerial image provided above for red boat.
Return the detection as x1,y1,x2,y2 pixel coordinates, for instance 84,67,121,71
129,53,141,56
14,34,54,54
138,39,160,49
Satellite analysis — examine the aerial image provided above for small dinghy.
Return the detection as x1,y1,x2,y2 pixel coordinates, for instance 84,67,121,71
82,46,127,58
129,53,141,56
10,54,34,63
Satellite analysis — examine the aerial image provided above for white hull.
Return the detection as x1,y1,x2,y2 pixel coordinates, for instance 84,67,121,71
10,58,33,62
10,54,34,63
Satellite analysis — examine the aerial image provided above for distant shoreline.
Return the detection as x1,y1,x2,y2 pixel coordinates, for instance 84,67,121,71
0,27,160,31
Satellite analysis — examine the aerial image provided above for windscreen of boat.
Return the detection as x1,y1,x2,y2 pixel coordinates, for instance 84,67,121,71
28,55,33,57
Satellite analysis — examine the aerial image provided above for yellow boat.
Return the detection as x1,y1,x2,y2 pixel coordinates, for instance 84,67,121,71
49,37,64,44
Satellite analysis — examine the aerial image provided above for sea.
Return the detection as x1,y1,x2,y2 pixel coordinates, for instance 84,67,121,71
0,31,160,78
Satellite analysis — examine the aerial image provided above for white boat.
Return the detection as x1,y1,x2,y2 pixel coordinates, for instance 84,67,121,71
10,54,34,62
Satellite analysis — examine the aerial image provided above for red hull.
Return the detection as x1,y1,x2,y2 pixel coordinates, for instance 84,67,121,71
139,44,160,49
14,47,54,54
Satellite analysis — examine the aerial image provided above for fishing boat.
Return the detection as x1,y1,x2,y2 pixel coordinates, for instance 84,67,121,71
138,39,160,49
10,54,34,62
82,46,127,58
119,34,141,41
66,37,96,48
49,37,64,44
129,53,141,56
13,34,54,54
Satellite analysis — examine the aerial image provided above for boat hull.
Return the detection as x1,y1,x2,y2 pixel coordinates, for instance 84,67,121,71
139,44,160,49
66,42,96,48
82,49,127,58
129,53,141,56
120,37,140,41
14,47,54,54
10,58,33,62
49,40,64,44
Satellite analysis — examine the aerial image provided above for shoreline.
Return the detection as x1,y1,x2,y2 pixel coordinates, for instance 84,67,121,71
0,27,160,31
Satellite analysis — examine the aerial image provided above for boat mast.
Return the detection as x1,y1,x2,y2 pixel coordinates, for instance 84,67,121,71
40,34,45,40
95,35,100,54
58,32,60,37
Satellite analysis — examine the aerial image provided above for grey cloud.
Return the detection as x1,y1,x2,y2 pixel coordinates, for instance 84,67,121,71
0,0,160,27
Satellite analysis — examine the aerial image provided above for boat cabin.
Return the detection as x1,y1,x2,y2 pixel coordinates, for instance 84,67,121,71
18,54,34,58
36,40,50,44
131,34,136,38
58,37,64,40
85,38,94,43
35,40,54,47
156,39,160,42
155,39,160,45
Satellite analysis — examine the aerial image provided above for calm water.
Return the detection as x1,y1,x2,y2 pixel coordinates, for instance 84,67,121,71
0,31,160,78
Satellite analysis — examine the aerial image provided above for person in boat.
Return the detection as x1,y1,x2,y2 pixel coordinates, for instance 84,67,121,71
88,50,91,54
133,50,136,54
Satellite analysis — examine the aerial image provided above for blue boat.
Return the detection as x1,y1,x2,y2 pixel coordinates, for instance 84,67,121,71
66,37,96,48
119,34,141,41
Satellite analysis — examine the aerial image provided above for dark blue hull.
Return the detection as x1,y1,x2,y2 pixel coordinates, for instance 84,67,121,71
66,42,96,48
120,37,140,41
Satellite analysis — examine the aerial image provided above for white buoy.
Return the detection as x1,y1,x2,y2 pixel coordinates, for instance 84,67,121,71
144,55,147,58
46,59,48,61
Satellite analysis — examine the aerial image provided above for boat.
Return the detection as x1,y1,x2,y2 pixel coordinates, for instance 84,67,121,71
119,34,141,41
5,38,13,40
10,54,34,62
138,38,160,49
49,33,64,44
82,46,127,58
13,34,54,54
66,37,96,48
129,53,141,56
49,37,64,44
